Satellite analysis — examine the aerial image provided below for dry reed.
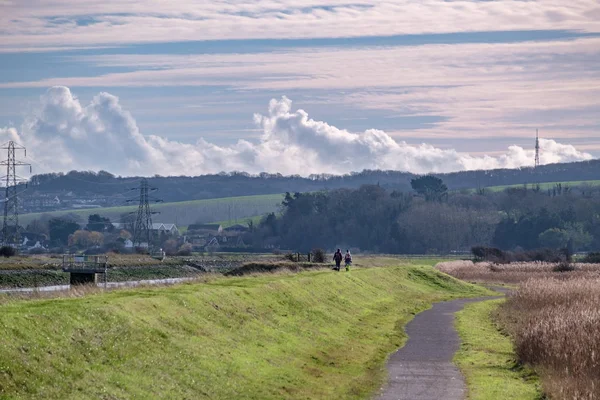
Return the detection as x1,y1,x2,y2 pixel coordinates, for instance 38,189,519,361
500,278,600,399
436,260,600,283
438,260,600,398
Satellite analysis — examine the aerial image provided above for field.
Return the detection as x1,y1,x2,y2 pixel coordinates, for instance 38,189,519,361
484,179,600,192
18,193,284,227
0,253,284,289
439,260,600,399
0,259,490,399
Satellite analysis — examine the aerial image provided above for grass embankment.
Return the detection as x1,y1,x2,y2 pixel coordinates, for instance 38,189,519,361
455,299,542,400
0,262,489,399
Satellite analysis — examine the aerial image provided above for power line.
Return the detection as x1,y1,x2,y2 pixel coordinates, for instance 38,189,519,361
1,141,31,248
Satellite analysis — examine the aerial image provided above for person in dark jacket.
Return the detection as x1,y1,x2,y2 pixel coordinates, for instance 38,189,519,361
333,249,343,271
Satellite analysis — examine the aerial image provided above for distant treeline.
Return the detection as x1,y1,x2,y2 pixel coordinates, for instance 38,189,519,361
22,159,600,203
247,179,600,254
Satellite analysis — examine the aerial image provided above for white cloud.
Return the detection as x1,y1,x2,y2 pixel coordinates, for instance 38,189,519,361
1,1,600,50
0,87,592,177
3,38,597,145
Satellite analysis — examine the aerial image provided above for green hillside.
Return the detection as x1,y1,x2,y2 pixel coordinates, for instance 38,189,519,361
0,260,490,399
484,179,600,192
19,194,284,227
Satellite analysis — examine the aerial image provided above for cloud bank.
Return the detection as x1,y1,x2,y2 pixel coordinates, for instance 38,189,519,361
2,0,600,51
1,87,593,177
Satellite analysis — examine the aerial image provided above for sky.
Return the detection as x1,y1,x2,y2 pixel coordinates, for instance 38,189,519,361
0,0,599,177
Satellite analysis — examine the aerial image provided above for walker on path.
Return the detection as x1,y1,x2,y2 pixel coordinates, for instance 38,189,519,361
344,251,352,271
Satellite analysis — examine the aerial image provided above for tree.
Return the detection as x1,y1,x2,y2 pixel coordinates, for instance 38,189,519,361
88,231,104,247
86,214,113,232
410,175,448,202
26,219,49,235
119,213,136,233
68,230,91,248
538,228,570,249
49,218,80,245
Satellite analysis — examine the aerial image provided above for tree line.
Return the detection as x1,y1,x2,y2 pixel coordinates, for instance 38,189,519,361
22,159,600,203
248,176,600,254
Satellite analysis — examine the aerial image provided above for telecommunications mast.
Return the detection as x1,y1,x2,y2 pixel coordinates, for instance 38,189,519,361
534,129,540,168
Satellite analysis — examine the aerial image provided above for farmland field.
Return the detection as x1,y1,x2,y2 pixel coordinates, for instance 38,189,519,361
18,193,284,227
484,179,600,192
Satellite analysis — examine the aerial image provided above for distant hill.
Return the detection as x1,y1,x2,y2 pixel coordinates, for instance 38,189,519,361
19,194,284,228
15,159,600,215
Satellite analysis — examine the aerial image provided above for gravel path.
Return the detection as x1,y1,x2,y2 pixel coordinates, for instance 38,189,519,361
376,289,508,400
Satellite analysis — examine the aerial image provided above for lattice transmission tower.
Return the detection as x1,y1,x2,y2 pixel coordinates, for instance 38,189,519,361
1,141,31,248
534,129,540,168
127,178,161,247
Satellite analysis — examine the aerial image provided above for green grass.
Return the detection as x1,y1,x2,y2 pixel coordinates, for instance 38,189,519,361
19,193,284,227
212,214,266,228
454,299,543,400
0,261,490,399
484,179,600,192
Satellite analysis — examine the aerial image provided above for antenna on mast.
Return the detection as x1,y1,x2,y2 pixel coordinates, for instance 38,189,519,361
534,129,540,168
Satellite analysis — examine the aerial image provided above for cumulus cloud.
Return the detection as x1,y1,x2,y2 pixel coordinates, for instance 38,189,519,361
0,87,593,177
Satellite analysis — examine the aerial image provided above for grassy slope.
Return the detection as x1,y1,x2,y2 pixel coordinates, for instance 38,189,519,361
19,193,284,227
454,299,542,400
0,262,489,400
212,214,265,228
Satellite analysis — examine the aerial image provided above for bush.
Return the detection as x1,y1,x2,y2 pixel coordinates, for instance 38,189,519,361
472,246,567,264
135,247,149,255
0,246,16,258
471,246,504,262
27,247,47,255
553,261,575,272
163,239,179,256
84,247,106,255
312,248,326,263
582,252,600,263
177,243,193,256
284,252,295,262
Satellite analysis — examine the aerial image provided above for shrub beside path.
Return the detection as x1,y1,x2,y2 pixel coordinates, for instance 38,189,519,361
376,288,508,400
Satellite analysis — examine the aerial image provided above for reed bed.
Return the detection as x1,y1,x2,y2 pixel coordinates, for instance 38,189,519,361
438,260,600,398
436,260,600,283
499,278,600,399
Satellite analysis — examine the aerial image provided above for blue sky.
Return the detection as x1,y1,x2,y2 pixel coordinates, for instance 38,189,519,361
0,1,599,176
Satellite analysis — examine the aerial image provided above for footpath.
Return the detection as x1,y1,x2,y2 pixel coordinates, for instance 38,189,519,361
376,288,508,400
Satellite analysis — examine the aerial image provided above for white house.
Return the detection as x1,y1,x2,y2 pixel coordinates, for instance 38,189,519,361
112,223,180,236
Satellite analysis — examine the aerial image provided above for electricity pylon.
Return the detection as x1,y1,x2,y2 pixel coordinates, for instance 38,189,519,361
1,141,31,248
127,178,161,247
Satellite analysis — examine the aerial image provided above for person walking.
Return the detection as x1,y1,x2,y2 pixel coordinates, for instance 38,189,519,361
344,250,352,271
333,249,343,271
